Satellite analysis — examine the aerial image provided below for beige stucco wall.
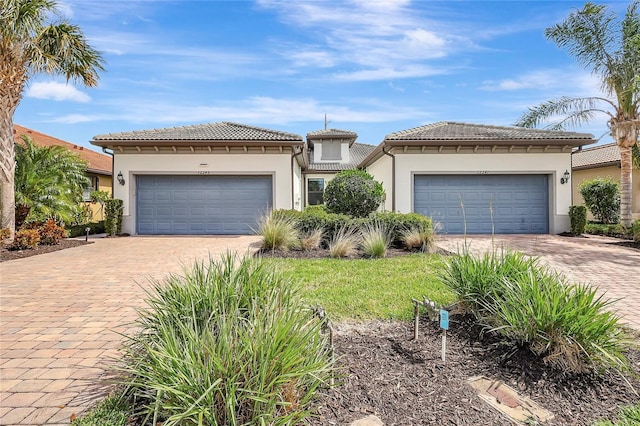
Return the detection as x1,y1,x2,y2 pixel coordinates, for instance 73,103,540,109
367,151,572,234
572,165,640,221
364,155,393,211
113,153,296,235
312,142,350,164
85,173,112,221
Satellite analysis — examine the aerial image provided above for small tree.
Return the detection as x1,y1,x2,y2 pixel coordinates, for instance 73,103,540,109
578,177,620,224
104,199,123,236
323,170,385,218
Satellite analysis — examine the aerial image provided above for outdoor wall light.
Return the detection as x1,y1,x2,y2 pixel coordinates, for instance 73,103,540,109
117,171,125,186
560,169,570,184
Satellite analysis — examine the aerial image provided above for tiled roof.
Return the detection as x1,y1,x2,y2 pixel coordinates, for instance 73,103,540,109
14,125,112,175
308,143,376,171
385,121,594,142
572,143,620,169
307,128,358,139
92,122,303,142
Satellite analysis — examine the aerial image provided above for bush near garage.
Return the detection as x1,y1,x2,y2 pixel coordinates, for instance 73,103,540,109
104,199,123,236
578,177,620,224
569,205,587,235
323,170,385,218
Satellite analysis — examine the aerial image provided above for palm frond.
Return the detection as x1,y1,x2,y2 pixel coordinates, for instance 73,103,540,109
514,96,615,130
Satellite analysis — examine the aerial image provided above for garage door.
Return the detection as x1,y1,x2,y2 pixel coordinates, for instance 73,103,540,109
414,175,548,234
136,175,272,235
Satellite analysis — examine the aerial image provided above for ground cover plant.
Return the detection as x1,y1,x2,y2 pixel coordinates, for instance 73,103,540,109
114,254,333,426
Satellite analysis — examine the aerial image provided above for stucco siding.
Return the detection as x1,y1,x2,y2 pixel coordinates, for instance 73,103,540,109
365,155,393,212
392,152,572,234
572,166,640,221
113,153,293,234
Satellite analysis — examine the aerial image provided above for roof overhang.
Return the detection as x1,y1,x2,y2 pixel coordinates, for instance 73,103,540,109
90,139,304,148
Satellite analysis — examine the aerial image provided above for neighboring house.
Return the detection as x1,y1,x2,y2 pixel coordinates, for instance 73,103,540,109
572,143,640,221
14,125,113,221
90,121,595,236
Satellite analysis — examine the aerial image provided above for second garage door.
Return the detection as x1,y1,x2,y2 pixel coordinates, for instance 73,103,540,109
136,175,272,235
414,174,549,234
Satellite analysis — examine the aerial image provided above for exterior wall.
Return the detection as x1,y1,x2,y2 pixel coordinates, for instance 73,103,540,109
113,153,294,235
365,155,393,212
85,173,112,221
311,142,350,164
293,159,303,211
572,165,640,221
390,151,572,234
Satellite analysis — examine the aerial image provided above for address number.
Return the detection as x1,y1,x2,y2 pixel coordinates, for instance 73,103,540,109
197,171,210,175
477,171,489,175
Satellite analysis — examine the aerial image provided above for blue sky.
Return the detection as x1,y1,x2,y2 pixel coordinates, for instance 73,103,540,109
15,0,628,152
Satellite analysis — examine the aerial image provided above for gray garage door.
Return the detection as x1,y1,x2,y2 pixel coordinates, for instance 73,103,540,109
414,174,548,234
136,175,272,235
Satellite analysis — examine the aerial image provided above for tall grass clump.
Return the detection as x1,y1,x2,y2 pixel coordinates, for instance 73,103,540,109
360,222,391,258
400,224,438,253
116,254,333,426
440,249,631,374
328,226,360,258
255,212,300,251
300,227,323,251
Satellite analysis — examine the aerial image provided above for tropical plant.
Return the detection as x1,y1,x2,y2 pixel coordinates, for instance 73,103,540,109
579,177,621,223
255,211,300,251
515,1,640,228
0,0,105,239
14,135,89,226
117,254,333,425
11,227,39,249
323,169,385,217
104,199,123,237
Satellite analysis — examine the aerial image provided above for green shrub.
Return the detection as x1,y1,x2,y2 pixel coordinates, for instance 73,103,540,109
104,199,123,236
440,249,631,374
329,226,360,258
71,395,130,426
323,170,385,217
569,205,587,235
579,177,620,224
12,229,40,250
585,222,630,238
38,219,66,245
67,221,106,238
273,208,353,247
370,212,433,247
360,222,391,258
255,212,300,251
0,227,11,244
632,220,640,242
117,254,333,426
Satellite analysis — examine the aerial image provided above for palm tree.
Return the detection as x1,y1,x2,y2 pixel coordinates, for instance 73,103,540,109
15,135,89,226
0,0,105,239
515,1,639,228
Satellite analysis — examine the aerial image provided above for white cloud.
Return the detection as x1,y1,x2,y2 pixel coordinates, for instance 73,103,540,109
480,69,604,97
335,65,445,81
26,82,91,102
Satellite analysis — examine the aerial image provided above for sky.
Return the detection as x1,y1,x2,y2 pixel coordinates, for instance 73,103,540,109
14,0,630,153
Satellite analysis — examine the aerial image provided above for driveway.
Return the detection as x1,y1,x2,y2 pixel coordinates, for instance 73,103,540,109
437,234,640,331
0,235,260,426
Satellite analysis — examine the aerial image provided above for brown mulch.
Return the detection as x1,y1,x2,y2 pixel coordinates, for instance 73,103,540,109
255,247,452,259
0,239,91,262
309,319,640,426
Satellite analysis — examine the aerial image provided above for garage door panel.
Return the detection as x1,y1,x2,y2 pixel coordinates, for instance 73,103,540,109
414,175,548,234
136,175,272,235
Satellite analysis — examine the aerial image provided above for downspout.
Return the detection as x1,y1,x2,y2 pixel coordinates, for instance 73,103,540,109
102,147,115,197
291,146,304,210
382,144,396,212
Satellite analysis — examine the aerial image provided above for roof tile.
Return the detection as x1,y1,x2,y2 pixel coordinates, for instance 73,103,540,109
572,143,620,168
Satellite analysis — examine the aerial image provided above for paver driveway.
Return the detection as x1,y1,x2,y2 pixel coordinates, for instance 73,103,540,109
1,235,260,426
438,234,640,331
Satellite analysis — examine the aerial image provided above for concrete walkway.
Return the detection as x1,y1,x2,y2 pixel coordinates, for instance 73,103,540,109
437,234,640,331
1,236,260,426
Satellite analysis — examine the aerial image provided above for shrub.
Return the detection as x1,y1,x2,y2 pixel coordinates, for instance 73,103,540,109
12,229,40,250
370,212,434,248
300,227,323,251
323,170,385,217
117,255,333,425
273,208,352,247
67,221,106,238
104,199,123,236
0,227,11,244
401,226,438,253
38,219,66,245
632,220,640,242
579,178,620,224
440,249,631,373
360,222,391,258
585,222,630,238
255,213,300,251
328,226,360,258
568,205,587,235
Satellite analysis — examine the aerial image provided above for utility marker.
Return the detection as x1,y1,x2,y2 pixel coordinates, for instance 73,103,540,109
440,309,449,361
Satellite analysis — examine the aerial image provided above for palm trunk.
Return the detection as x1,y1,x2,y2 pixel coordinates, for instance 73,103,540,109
0,107,16,240
619,145,633,228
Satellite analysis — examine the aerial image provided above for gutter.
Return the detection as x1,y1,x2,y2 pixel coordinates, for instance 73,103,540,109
102,147,115,197
382,144,395,212
291,146,305,210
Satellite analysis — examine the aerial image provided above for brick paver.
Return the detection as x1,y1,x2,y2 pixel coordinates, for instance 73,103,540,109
438,234,640,331
1,235,259,425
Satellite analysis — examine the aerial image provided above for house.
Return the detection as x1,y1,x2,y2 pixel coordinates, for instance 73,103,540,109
14,125,113,220
90,121,595,236
572,142,640,221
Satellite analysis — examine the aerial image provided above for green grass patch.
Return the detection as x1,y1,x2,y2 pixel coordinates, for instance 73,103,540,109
592,402,640,426
71,395,129,426
263,254,454,321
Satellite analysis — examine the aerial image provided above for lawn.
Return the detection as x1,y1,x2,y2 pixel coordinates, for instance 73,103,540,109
262,253,455,321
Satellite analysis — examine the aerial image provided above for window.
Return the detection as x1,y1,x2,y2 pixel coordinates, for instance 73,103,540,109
83,176,99,201
307,178,325,206
321,141,341,161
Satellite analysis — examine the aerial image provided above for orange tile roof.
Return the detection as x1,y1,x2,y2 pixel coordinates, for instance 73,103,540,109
14,124,112,175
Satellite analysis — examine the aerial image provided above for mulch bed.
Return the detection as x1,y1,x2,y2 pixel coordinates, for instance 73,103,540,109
256,247,452,259
0,239,91,262
308,319,640,425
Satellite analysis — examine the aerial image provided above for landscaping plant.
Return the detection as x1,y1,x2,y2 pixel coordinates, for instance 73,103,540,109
11,228,40,250
256,212,300,251
579,178,621,224
401,226,437,253
37,219,66,245
323,170,385,217
104,199,123,236
116,254,333,426
300,227,323,251
328,226,360,258
569,205,587,235
632,220,640,242
359,221,390,258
